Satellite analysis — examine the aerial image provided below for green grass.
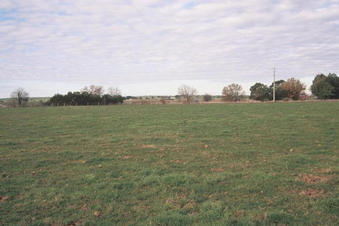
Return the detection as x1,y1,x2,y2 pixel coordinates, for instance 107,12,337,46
0,102,338,225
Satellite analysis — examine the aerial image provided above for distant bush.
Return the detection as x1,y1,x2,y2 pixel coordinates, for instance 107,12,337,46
27,100,46,107
159,98,167,104
203,94,212,102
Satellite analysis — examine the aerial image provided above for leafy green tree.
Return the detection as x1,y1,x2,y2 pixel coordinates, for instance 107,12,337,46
326,73,339,98
311,74,334,99
311,73,339,99
269,80,288,100
49,94,64,106
250,83,269,101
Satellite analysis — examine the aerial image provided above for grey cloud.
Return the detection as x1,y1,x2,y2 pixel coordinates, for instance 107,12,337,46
0,0,338,97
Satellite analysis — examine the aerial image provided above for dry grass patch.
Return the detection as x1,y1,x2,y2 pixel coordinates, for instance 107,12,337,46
210,168,224,172
296,174,330,184
121,155,132,160
141,144,156,149
299,188,325,198
0,196,9,203
317,168,333,174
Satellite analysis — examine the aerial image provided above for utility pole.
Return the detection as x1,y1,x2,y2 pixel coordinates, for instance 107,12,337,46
273,67,276,102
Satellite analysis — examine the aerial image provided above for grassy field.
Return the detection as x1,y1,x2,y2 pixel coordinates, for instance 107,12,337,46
0,102,338,225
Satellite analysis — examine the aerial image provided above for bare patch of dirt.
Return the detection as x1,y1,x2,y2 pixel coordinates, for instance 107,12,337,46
170,159,182,163
121,155,132,160
211,168,224,172
235,210,246,219
80,204,88,211
296,174,329,184
66,221,81,226
93,211,100,217
165,198,176,205
202,151,209,155
142,144,156,149
299,188,325,198
0,196,9,202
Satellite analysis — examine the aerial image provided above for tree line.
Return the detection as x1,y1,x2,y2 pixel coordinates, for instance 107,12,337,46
178,73,339,103
248,73,339,101
249,78,306,101
178,77,308,103
8,73,339,106
47,85,124,106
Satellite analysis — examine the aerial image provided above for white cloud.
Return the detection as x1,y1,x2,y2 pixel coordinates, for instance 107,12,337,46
0,0,338,97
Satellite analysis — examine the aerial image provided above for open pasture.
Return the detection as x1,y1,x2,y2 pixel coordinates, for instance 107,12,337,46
0,102,338,225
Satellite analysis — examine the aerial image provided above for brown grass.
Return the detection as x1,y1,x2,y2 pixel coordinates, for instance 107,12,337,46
299,188,325,198
296,174,330,184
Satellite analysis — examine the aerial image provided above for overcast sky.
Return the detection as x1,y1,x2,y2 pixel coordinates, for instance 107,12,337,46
1,0,338,97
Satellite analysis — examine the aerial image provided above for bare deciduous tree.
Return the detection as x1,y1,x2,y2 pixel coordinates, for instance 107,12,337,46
222,83,245,101
11,88,29,107
81,85,104,96
159,98,166,104
107,87,121,96
178,85,197,104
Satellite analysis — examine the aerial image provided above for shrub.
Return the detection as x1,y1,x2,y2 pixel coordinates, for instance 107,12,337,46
203,94,212,102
